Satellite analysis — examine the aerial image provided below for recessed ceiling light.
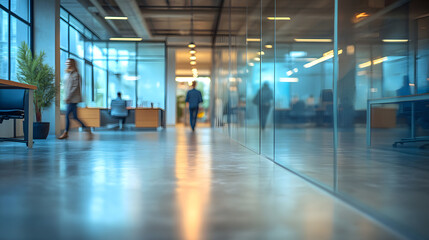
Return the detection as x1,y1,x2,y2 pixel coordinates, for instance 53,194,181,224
267,17,291,21
105,16,128,20
246,38,261,42
110,37,142,41
382,39,408,43
294,38,332,42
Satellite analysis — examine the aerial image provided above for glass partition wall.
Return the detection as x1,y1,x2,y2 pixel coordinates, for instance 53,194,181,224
213,0,429,238
60,8,166,110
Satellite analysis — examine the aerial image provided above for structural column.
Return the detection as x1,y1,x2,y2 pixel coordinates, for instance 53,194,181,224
33,0,61,135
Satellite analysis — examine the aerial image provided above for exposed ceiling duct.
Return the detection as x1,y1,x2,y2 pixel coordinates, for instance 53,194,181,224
114,0,152,39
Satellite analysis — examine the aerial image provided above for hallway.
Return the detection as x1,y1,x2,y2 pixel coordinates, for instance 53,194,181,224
0,129,399,240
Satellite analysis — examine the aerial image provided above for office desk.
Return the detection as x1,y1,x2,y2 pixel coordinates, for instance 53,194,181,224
62,107,165,129
0,79,36,148
366,93,429,147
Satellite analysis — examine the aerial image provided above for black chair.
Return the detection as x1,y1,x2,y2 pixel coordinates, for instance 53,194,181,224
0,89,26,124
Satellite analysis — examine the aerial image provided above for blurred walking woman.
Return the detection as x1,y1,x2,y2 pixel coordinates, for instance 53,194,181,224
58,58,90,139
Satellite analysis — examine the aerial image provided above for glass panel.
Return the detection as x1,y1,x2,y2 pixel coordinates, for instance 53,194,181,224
260,0,275,158
109,42,136,60
0,9,8,79
84,63,93,107
60,19,68,51
93,42,107,61
416,16,429,94
137,60,165,109
274,0,335,187
85,40,92,61
10,0,28,21
60,8,68,21
0,0,8,8
69,16,84,33
69,27,84,58
108,60,136,107
137,42,165,59
10,17,29,81
84,28,92,40
245,0,261,153
60,50,68,111
337,0,429,237
94,66,107,107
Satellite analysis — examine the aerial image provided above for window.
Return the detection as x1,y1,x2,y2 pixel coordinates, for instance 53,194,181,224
59,7,99,110
69,27,84,58
10,16,30,81
11,0,29,21
60,19,68,50
0,0,7,8
0,9,8,79
59,7,167,110
0,1,31,81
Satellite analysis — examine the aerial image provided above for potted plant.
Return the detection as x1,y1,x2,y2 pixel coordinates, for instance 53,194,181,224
16,42,56,139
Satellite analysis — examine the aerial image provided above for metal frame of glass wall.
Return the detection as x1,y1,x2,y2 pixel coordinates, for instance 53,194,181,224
0,0,32,81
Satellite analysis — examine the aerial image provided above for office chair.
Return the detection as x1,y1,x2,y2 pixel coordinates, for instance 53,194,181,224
110,98,128,130
0,89,26,124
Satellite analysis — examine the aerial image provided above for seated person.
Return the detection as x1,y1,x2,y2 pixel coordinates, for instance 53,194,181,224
110,92,128,128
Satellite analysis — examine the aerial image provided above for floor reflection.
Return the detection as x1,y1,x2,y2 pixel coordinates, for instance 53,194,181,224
175,132,211,240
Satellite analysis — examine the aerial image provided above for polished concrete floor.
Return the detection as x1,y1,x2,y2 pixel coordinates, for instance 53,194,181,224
0,128,403,240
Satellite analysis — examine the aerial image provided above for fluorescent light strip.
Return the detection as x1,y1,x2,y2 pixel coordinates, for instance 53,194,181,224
295,38,332,43
382,39,408,43
280,78,299,82
247,38,261,42
110,38,142,41
267,17,291,20
105,16,128,20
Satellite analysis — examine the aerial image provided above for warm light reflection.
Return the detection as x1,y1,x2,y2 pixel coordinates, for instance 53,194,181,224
267,17,291,21
254,57,261,61
304,49,343,68
190,56,197,60
355,12,369,19
190,61,197,65
175,133,211,240
382,39,409,43
294,38,332,43
265,44,273,49
358,61,371,69
358,57,388,68
247,38,261,42
257,51,265,56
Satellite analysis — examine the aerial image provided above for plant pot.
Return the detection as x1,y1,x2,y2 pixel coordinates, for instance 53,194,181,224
33,122,50,139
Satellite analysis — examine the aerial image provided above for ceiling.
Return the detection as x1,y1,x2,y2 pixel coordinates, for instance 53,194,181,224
61,0,226,77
